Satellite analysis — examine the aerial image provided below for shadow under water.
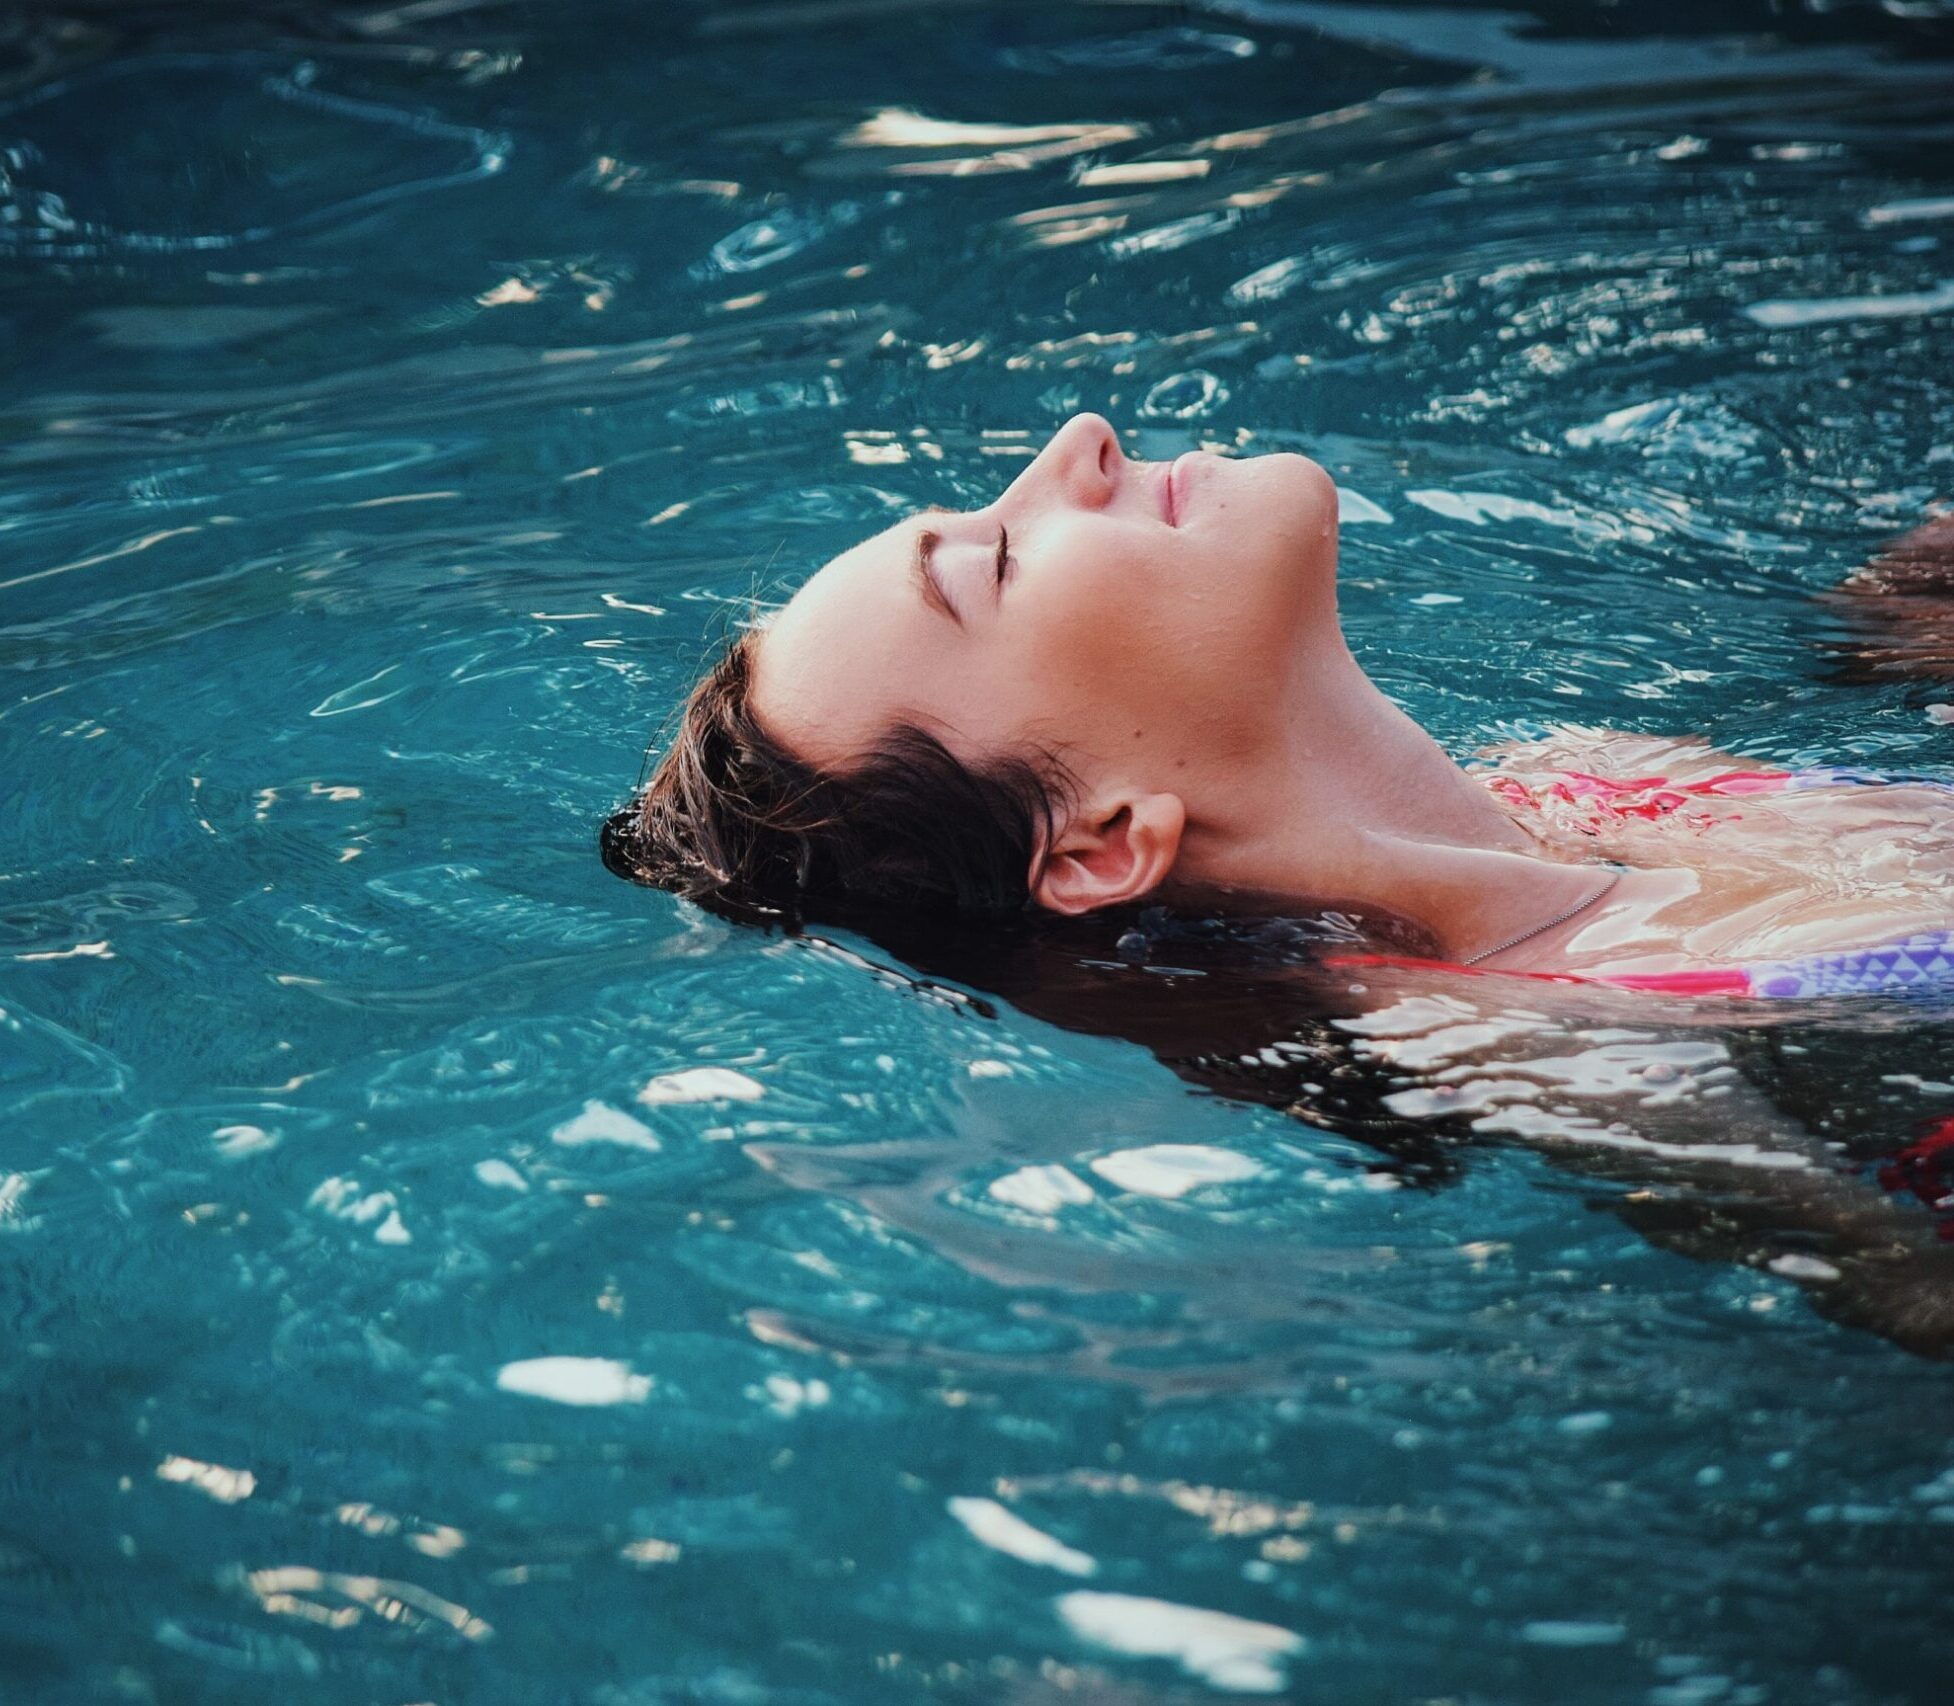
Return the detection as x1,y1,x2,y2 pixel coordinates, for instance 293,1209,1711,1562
782,898,1954,1368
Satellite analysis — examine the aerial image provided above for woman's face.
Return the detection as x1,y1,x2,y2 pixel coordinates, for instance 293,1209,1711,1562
751,411,1341,808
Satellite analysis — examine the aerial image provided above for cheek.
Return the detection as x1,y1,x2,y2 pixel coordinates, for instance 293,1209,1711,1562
1009,568,1242,758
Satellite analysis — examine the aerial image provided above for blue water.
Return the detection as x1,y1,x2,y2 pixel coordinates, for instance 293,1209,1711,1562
5,3,1954,1701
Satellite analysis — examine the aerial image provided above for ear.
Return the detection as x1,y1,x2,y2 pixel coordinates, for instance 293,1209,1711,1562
1031,792,1186,917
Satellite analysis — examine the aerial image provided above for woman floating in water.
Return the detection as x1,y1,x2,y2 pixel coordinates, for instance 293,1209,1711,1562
603,412,1953,1001
603,414,1954,1355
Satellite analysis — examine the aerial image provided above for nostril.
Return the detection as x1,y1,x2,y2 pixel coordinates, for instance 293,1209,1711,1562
1097,435,1112,477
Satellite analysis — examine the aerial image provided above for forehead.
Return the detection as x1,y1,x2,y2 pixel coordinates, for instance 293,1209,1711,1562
748,516,920,763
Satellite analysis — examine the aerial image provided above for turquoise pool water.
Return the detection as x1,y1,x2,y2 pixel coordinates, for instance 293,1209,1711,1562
5,2,1954,1700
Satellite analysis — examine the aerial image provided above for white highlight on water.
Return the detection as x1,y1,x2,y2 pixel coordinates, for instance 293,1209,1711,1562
1227,254,1309,304
947,1496,1097,1577
1405,488,1600,532
496,1357,652,1406
156,1455,256,1503
1864,196,1954,226
1335,487,1393,525
1089,1144,1263,1199
1883,1073,1954,1094
552,1100,662,1151
0,1173,30,1225
637,1067,765,1106
988,1164,1095,1214
212,1123,277,1158
758,1374,831,1417
1768,1254,1841,1282
1056,1590,1305,1693
309,663,405,718
309,1175,411,1242
1744,280,1954,327
473,1159,528,1191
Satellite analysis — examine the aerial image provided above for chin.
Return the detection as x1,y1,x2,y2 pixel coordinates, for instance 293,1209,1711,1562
1221,450,1338,567
1277,450,1339,532
1249,452,1340,619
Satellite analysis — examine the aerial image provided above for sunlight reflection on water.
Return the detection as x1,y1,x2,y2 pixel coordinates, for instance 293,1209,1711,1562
1,2,1952,1702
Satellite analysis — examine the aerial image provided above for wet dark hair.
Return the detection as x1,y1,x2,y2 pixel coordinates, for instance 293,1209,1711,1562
599,630,1075,923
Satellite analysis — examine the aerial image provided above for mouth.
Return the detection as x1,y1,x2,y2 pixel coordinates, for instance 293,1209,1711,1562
1162,456,1181,527
1168,452,1204,526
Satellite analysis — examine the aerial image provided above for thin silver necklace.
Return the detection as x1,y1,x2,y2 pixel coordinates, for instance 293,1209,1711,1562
1461,862,1626,967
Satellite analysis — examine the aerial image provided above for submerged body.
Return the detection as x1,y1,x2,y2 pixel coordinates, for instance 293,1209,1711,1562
1460,728,1954,982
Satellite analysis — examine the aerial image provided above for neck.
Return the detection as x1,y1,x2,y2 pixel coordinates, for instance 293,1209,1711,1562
1176,642,1612,961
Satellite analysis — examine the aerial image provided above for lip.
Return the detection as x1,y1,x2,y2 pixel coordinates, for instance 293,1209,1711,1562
1167,452,1200,526
1163,456,1181,526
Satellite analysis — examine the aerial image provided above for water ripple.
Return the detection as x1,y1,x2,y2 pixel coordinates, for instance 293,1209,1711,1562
4,6,1954,1704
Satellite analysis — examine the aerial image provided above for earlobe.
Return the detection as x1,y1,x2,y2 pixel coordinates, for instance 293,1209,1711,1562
1031,792,1186,916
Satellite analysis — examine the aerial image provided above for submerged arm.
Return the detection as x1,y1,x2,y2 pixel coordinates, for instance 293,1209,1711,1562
1815,506,1954,683
1334,979,1954,1357
1476,505,1954,777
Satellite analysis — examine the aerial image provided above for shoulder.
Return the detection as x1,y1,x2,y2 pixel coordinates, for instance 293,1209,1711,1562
1468,722,1774,785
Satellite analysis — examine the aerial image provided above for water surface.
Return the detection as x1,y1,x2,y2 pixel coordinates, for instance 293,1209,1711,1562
4,2,1954,1701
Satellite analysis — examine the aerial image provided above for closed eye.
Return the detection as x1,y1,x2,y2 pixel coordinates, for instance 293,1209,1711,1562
994,523,1010,588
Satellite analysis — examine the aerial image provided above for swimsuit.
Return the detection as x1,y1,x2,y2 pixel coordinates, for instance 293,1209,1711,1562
1331,761,1954,1001
1329,756,1954,1234
1880,1115,1954,1239
1334,931,1954,999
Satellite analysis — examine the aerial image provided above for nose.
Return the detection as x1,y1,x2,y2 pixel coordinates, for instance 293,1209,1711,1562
1017,411,1122,512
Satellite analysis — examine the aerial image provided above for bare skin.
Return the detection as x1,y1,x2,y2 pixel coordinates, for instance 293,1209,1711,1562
1816,506,1954,683
752,413,1952,976
1468,728,1954,975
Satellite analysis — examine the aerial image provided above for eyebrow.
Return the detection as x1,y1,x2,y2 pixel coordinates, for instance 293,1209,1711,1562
911,507,963,627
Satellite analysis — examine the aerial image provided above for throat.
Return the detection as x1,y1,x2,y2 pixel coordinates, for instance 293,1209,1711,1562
1178,663,1614,959
1308,670,1538,854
